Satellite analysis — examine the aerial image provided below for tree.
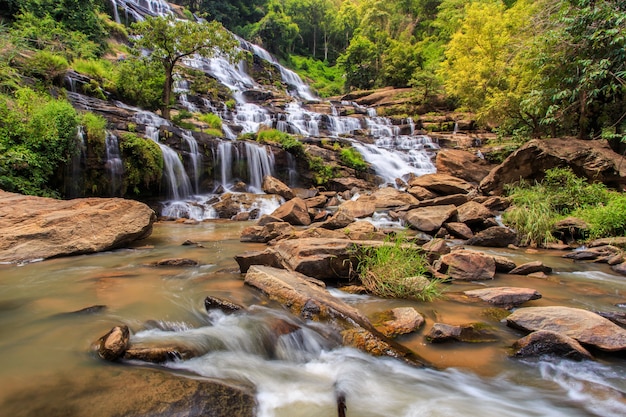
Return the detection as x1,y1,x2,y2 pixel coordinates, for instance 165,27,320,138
131,15,239,119
337,34,379,90
248,0,299,58
537,0,626,140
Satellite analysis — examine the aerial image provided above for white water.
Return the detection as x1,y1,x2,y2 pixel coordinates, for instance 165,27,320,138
104,132,123,195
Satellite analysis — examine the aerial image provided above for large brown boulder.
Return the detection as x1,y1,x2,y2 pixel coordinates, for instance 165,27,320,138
507,306,626,352
337,199,376,218
436,149,493,184
262,175,295,200
213,193,278,219
479,138,626,196
466,226,518,247
0,191,155,263
404,205,458,233
270,197,311,226
456,201,494,227
436,250,496,280
408,173,474,195
359,187,420,208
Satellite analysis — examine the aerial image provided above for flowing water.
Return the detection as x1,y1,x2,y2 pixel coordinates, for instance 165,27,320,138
1,221,625,417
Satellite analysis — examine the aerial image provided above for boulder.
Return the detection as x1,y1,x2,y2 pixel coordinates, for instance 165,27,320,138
512,330,593,360
437,250,496,281
98,325,130,361
506,306,626,352
463,287,542,309
343,221,386,241
2,366,257,417
262,175,295,200
435,149,493,184
444,222,474,240
293,227,348,240
455,201,494,227
466,226,518,247
270,197,311,226
408,173,474,195
240,222,295,243
319,211,355,230
509,261,552,275
359,187,420,208
374,307,425,337
408,186,437,201
234,249,285,273
404,205,458,233
553,217,589,243
337,200,376,218
417,194,469,208
479,138,626,196
0,191,156,263
426,322,498,343
328,177,372,192
474,195,511,211
612,262,626,276
492,255,517,273
305,195,328,208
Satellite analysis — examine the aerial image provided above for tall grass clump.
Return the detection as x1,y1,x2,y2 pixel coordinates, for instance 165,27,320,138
357,234,442,301
502,167,615,246
256,128,304,156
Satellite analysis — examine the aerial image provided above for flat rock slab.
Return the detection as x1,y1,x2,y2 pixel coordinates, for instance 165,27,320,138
507,306,626,352
464,287,542,309
374,307,425,338
0,191,156,263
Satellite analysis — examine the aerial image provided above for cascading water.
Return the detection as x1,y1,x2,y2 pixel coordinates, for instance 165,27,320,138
181,130,202,193
104,132,123,196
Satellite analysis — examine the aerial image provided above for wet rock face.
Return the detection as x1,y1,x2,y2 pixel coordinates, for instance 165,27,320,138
512,330,593,360
0,191,156,263
507,306,626,352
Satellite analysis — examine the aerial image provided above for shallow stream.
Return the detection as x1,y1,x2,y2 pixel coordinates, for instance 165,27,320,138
1,221,625,416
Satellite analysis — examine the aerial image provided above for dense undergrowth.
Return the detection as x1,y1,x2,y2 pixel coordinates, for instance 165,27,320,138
503,167,626,246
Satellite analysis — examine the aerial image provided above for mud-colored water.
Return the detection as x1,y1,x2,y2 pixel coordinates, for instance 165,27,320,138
0,221,624,417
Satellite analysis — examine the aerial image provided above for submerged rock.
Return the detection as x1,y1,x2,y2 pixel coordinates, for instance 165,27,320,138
374,307,425,338
153,258,200,267
98,325,130,361
0,191,156,263
204,295,245,313
426,322,498,343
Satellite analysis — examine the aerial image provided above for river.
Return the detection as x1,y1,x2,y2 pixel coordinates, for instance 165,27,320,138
0,221,624,416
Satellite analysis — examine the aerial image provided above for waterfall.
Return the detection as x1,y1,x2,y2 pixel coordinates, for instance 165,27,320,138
181,130,202,193
243,142,274,193
104,132,123,196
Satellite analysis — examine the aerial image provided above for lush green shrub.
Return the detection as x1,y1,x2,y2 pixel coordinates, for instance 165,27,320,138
257,128,304,156
72,59,114,84
339,146,368,171
26,50,69,83
289,55,343,97
81,112,107,156
113,57,164,111
118,132,163,195
197,112,222,130
357,234,442,301
0,88,80,197
503,167,617,246
573,193,626,239
307,155,335,185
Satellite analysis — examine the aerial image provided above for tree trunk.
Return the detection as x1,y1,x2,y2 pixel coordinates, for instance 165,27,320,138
162,65,173,120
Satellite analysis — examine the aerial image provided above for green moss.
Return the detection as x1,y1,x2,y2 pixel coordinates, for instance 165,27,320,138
118,132,163,195
339,146,368,171
81,112,107,156
307,155,336,185
256,128,304,156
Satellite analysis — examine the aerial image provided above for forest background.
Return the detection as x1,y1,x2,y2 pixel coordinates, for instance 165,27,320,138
0,0,625,198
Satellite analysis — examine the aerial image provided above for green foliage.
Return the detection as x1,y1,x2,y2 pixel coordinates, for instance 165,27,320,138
113,57,164,111
246,0,300,58
256,128,304,156
131,15,240,119
503,167,615,246
81,112,107,156
9,11,100,60
72,59,114,84
339,146,368,171
289,55,343,97
24,50,68,83
337,34,378,90
307,155,335,185
0,88,79,197
574,193,626,240
197,113,222,130
357,233,442,301
118,132,163,195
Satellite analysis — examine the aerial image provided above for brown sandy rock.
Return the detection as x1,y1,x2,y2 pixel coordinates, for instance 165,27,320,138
463,287,542,309
512,330,593,360
262,175,295,200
